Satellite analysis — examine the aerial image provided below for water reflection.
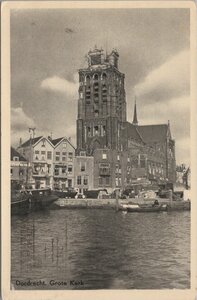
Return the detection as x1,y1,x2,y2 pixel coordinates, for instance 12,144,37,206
11,209,190,289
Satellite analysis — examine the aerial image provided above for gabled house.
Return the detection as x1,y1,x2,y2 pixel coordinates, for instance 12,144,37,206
18,136,54,188
11,147,28,185
51,137,75,190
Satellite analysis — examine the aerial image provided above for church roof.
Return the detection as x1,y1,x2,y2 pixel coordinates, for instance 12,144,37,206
137,124,168,143
126,122,144,144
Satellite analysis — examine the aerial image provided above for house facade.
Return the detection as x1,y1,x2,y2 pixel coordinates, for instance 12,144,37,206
51,137,75,190
11,147,28,185
18,136,54,188
74,154,94,194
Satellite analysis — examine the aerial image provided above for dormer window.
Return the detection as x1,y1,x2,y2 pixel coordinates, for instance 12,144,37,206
13,156,19,161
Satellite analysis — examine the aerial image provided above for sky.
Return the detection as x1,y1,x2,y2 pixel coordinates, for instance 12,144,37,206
11,8,190,165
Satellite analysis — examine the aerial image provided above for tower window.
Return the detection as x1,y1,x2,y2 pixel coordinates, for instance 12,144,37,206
87,127,91,137
93,74,99,80
95,110,99,117
102,73,107,80
94,126,99,135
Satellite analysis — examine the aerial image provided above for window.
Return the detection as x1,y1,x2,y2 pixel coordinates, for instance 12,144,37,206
68,165,73,173
56,156,60,161
99,163,110,175
35,150,39,154
54,168,59,176
56,152,60,155
117,155,120,161
62,166,67,174
68,152,73,162
41,151,46,155
94,126,99,135
47,151,52,159
11,168,13,175
77,176,81,185
62,156,66,162
84,176,88,185
102,153,107,159
99,177,103,185
68,179,72,188
19,169,24,176
87,127,91,137
13,156,19,161
95,110,99,117
105,177,110,185
62,152,67,156
81,162,86,172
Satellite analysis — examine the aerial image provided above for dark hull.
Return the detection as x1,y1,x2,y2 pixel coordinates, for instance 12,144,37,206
11,194,30,215
11,189,58,215
29,194,58,210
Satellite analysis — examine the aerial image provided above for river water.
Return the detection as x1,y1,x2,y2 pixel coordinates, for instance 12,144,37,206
11,209,190,289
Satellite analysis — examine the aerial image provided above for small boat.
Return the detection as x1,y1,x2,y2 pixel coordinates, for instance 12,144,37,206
126,203,167,213
23,188,59,210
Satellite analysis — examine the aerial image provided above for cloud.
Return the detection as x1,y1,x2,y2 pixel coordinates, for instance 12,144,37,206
11,107,36,146
40,75,78,97
134,50,190,102
11,107,36,131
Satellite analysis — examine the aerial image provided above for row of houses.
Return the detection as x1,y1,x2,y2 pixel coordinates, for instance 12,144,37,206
11,136,94,194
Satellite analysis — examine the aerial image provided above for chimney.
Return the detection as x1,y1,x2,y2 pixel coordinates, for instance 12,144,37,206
19,137,22,147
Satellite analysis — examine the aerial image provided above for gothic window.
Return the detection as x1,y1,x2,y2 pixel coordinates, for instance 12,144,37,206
95,110,99,117
87,127,91,137
93,73,99,81
86,75,90,84
102,73,107,80
94,126,99,135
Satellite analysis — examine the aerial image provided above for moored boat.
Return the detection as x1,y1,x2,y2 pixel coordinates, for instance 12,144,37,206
23,188,59,210
11,190,30,215
126,203,167,213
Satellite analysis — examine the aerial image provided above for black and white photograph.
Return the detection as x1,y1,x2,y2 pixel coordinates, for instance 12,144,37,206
1,1,197,300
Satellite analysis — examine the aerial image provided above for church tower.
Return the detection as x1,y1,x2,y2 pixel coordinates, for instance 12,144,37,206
76,47,127,155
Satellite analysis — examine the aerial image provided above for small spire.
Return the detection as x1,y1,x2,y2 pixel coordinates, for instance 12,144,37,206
132,96,138,126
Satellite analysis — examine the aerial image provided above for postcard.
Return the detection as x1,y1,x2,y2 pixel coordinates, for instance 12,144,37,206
1,1,197,300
